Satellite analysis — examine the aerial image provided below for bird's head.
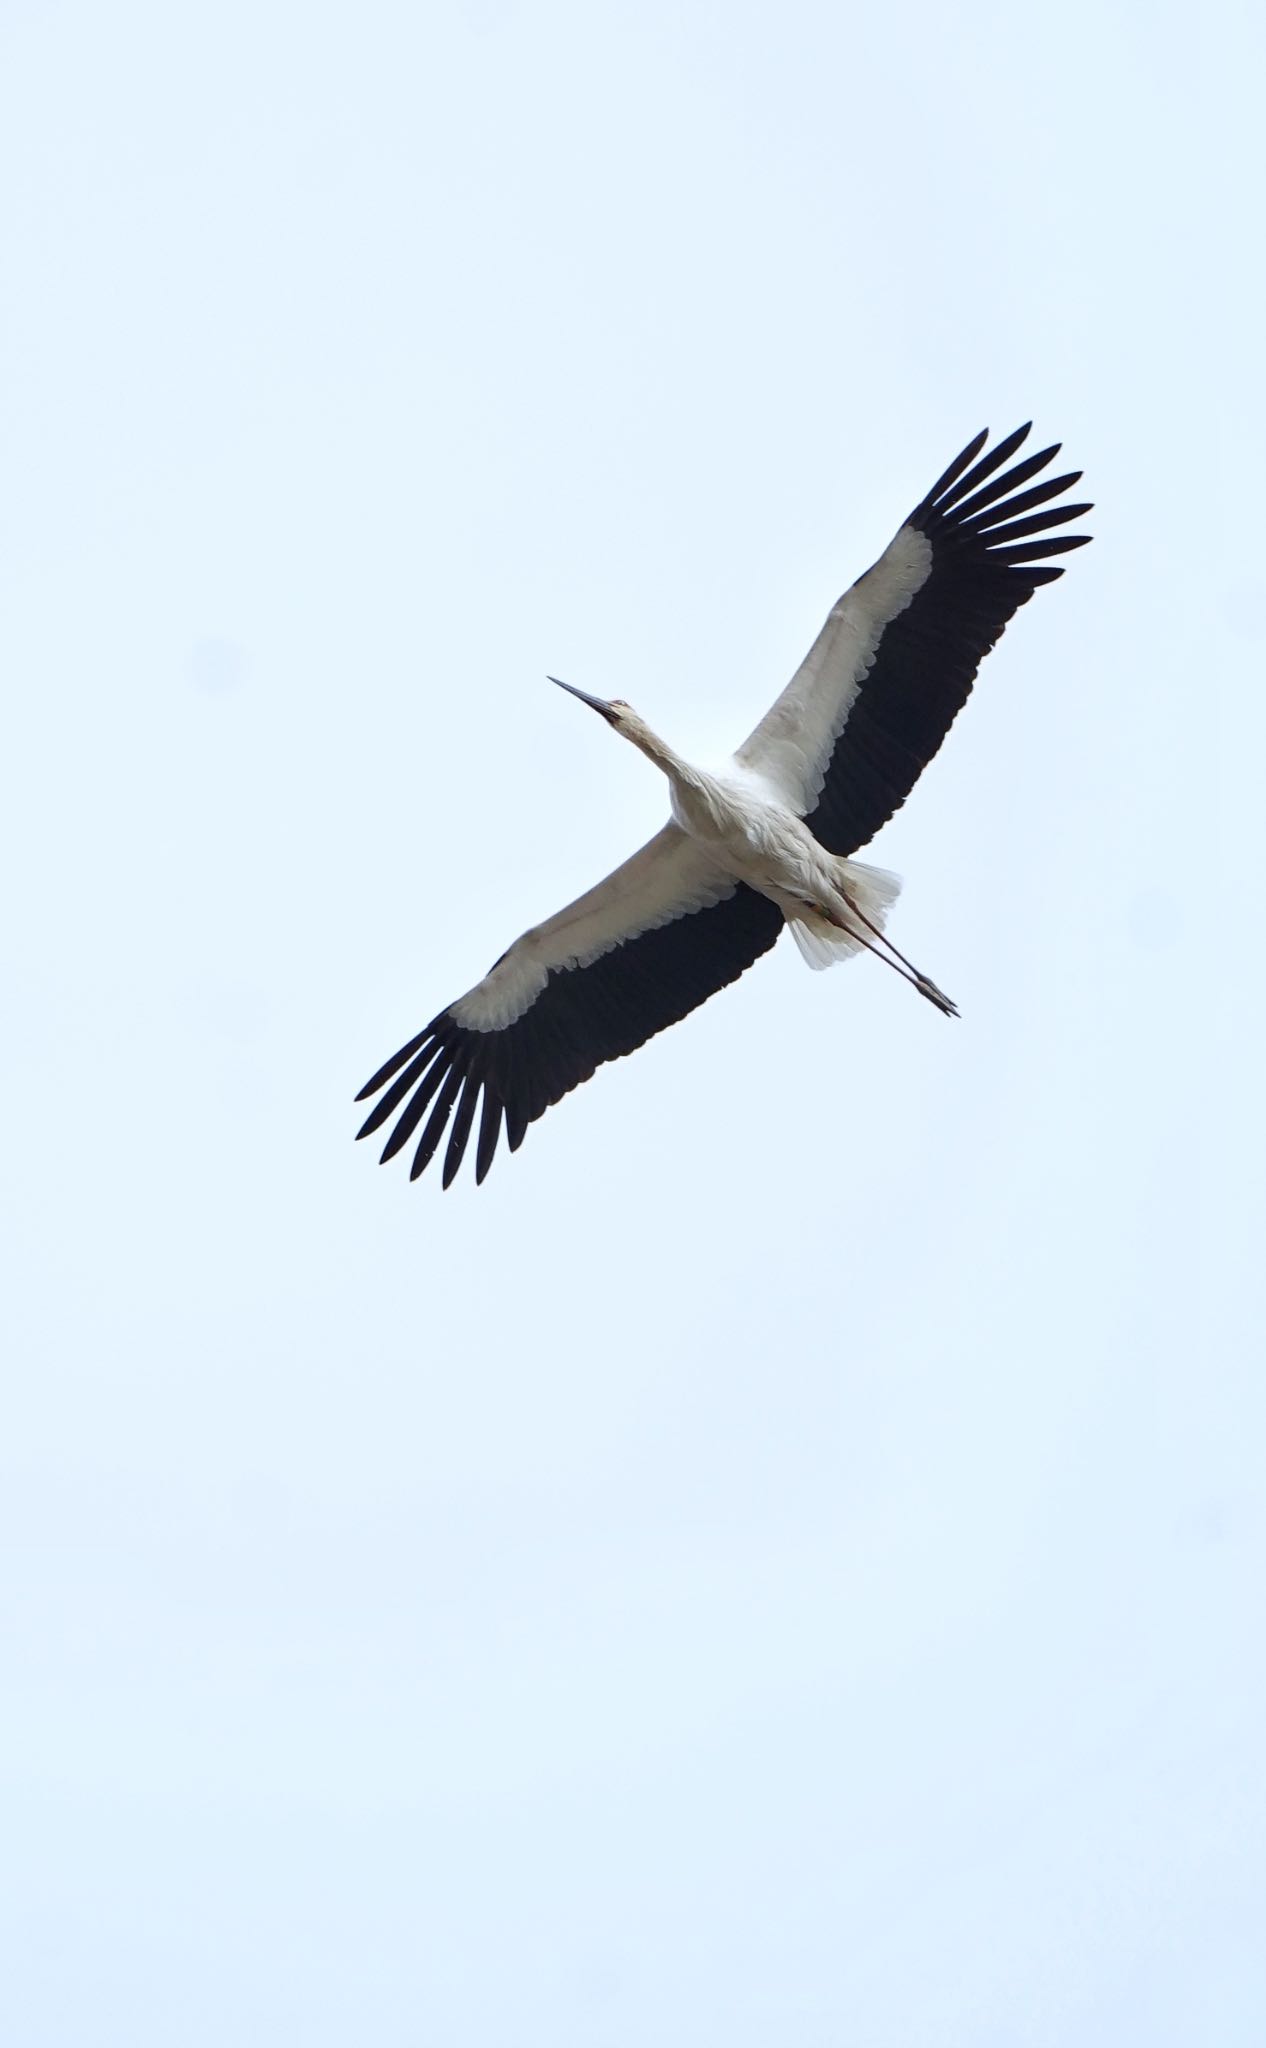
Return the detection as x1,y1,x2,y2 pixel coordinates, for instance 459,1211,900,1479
549,677,646,741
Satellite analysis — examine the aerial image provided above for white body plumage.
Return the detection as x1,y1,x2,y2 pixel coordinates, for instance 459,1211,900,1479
665,756,900,969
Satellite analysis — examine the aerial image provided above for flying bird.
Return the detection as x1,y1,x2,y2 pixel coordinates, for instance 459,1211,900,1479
356,424,1091,1188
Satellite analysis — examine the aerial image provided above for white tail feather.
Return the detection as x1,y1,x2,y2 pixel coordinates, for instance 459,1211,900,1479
788,860,902,971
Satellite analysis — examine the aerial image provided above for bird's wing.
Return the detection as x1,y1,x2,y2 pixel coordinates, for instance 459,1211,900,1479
355,823,782,1188
735,425,1092,854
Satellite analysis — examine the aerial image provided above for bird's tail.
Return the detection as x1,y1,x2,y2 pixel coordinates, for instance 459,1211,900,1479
787,860,902,970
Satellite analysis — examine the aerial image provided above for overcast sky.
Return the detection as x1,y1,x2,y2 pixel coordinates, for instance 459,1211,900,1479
3,2,1264,2041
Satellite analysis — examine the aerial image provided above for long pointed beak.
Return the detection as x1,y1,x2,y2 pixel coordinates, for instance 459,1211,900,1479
548,675,616,721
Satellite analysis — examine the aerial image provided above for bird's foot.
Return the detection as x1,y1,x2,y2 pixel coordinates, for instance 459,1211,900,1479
917,975,959,1018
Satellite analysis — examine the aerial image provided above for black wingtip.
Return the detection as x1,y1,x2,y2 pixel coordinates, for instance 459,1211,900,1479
354,1026,435,1103
474,1093,503,1186
922,428,989,507
931,422,1038,516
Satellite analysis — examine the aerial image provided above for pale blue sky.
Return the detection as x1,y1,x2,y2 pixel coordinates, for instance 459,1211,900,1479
3,2,1264,2042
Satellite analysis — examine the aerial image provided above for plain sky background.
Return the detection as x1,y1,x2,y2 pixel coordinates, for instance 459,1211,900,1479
3,1,1264,2041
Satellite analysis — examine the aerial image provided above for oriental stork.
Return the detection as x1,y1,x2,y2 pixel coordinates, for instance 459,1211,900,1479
356,424,1091,1187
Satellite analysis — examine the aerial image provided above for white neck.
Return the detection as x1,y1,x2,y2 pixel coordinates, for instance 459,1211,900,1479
622,719,702,790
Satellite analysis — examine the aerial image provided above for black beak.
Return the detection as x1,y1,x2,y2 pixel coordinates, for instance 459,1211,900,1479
548,675,617,723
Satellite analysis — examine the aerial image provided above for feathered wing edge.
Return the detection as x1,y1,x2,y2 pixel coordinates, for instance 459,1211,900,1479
738,425,1092,855
354,877,782,1190
803,423,1093,855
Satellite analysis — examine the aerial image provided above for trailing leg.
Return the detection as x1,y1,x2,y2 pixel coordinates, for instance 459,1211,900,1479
837,890,959,1017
